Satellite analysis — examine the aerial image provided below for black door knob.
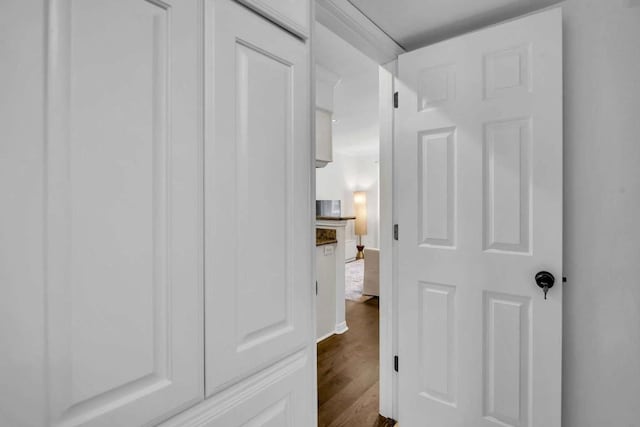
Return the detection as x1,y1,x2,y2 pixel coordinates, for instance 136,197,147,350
535,271,555,300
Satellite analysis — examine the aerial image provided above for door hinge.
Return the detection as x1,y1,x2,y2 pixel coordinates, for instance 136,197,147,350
393,91,399,108
393,224,399,240
394,355,399,372
316,281,318,296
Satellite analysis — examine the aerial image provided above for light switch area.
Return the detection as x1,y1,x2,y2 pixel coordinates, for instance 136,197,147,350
324,245,334,256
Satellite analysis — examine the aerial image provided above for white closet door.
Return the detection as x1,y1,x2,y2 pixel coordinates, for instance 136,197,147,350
397,8,563,427
0,0,204,425
204,0,314,420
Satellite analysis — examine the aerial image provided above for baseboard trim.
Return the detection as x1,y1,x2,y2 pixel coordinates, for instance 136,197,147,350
335,321,348,334
316,331,334,343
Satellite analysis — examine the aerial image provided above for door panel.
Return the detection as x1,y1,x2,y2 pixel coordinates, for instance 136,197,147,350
67,0,168,403
483,118,532,253
418,127,456,247
205,0,312,397
418,282,456,406
483,292,531,426
43,0,203,425
397,8,562,427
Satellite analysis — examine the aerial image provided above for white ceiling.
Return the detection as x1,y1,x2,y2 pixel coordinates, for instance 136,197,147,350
347,0,562,50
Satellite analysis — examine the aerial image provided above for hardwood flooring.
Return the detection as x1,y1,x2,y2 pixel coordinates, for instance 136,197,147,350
317,297,395,427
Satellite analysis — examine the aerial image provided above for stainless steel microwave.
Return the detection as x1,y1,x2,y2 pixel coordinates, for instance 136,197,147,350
316,200,341,217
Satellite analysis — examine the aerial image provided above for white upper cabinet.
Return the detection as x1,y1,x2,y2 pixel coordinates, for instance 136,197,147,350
1,0,315,425
236,0,310,39
316,109,333,167
1,0,204,425
315,65,339,168
48,0,204,424
205,0,313,402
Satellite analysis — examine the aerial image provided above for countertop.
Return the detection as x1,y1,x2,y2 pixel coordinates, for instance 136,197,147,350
316,216,356,221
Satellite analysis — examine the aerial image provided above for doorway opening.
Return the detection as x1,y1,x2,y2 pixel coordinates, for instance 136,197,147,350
313,21,394,427
313,3,563,425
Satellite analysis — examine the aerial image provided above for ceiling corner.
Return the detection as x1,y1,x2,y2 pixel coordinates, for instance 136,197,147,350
315,0,405,65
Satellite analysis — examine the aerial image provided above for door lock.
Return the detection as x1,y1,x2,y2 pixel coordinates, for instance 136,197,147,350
535,271,555,300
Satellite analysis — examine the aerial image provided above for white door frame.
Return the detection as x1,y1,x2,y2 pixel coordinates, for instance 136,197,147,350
314,0,404,420
378,59,398,419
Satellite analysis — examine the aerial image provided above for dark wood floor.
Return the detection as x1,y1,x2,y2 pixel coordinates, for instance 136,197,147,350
317,297,395,427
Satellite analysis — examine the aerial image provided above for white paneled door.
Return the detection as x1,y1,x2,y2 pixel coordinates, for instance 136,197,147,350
204,0,315,425
397,8,562,427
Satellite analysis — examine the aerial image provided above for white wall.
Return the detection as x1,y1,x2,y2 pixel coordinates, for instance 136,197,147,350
562,1,640,425
316,151,380,250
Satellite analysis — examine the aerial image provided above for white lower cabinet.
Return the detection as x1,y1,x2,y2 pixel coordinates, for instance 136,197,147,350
316,244,337,340
159,351,312,427
0,0,314,426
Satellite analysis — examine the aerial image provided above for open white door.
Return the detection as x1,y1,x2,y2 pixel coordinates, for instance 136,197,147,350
397,8,562,427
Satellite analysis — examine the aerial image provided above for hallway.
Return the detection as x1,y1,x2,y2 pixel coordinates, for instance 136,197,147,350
317,298,395,427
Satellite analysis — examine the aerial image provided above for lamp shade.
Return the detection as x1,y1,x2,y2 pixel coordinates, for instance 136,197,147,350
353,191,367,236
